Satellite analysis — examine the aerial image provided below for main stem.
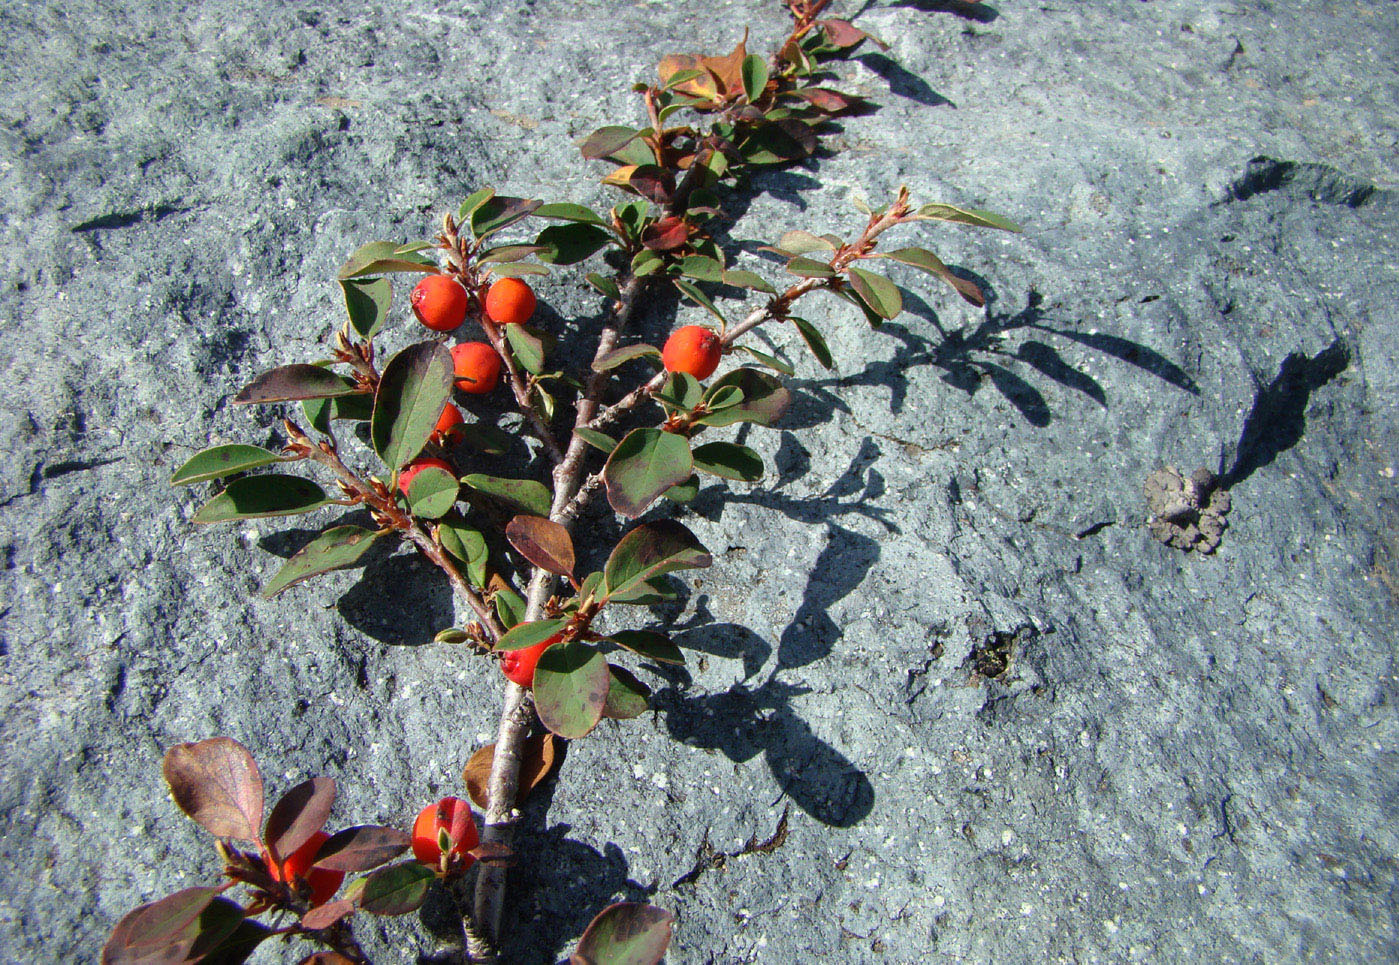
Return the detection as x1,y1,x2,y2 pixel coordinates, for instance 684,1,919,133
470,275,647,954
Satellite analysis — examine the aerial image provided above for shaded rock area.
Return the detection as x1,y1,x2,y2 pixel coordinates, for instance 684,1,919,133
2,0,1397,962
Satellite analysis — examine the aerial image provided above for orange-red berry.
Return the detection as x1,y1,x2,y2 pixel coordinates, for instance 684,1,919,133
483,277,536,327
499,634,561,688
398,457,454,499
265,831,344,907
411,797,479,869
451,342,501,394
433,403,465,445
662,325,722,380
411,275,469,333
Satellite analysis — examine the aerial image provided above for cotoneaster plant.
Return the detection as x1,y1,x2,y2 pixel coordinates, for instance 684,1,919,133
108,2,1017,962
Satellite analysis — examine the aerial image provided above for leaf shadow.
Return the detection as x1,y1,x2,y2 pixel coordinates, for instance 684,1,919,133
857,53,956,108
336,551,454,647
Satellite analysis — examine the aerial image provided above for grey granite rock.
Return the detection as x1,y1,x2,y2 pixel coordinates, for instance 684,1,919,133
2,0,1397,962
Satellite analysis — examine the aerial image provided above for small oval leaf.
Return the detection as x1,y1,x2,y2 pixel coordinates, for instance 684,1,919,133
503,323,546,375
162,738,263,841
463,734,558,810
170,445,282,486
233,365,360,405
461,474,552,517
495,618,568,653
593,344,661,373
372,342,454,470
792,317,834,369
602,520,712,601
262,525,381,598
913,202,1023,232
313,825,411,873
265,777,336,863
406,465,459,520
572,903,675,965
603,428,694,519
357,861,435,916
505,516,575,577
192,475,328,524
534,642,610,739
341,277,391,339
607,630,685,665
847,266,902,319
602,664,651,719
337,241,437,279
690,441,764,481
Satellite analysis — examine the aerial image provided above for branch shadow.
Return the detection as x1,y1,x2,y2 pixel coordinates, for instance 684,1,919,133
858,53,956,108
1218,337,1350,489
888,0,1000,22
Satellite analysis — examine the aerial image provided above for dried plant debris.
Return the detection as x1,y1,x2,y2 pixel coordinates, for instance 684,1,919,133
1144,467,1231,553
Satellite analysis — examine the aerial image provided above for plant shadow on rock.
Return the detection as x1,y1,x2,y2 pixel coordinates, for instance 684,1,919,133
1217,337,1350,490
645,440,893,828
336,551,454,647
799,286,1199,427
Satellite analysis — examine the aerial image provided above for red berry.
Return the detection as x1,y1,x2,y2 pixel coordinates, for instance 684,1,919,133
450,342,501,394
483,277,536,327
662,325,722,380
266,831,344,907
434,403,465,445
499,634,561,688
411,275,469,333
412,797,479,869
398,457,454,499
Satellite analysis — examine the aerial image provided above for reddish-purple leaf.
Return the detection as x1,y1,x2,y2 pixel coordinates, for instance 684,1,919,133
122,887,220,951
579,126,642,160
103,895,249,965
792,87,862,114
467,840,517,866
641,216,690,252
162,738,264,842
233,365,359,405
299,900,357,932
572,903,676,965
817,18,887,50
628,165,676,205
312,825,411,873
463,734,559,810
297,953,358,965
264,776,336,863
505,515,576,577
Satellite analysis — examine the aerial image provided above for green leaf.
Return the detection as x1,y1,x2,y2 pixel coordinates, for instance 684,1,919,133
602,519,711,601
593,343,661,372
438,515,488,585
602,664,651,719
338,241,436,279
608,630,684,665
457,187,495,221
603,428,694,518
358,861,435,916
607,574,681,605
470,196,542,240
702,384,743,411
534,642,610,739
792,317,834,369
661,67,707,91
785,256,837,278
341,276,391,339
580,126,642,160
696,368,790,427
535,223,612,265
847,266,902,319
262,526,381,599
233,364,362,405
532,202,608,226
663,474,699,503
504,323,546,375
632,249,665,277
462,474,552,517
832,286,885,328
406,465,458,519
484,262,550,278
720,269,776,294
877,247,986,306
741,53,769,103
738,345,794,376
171,445,282,486
610,137,658,167
496,617,568,652
575,427,619,454
657,372,702,412
495,586,526,628
691,441,764,481
675,255,723,282
192,475,328,524
914,203,1023,232
477,244,548,265
673,278,727,325
371,342,454,470
586,273,621,299
574,903,675,965
303,391,375,433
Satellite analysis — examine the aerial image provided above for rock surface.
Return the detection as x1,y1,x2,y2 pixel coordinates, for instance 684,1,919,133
2,0,1397,961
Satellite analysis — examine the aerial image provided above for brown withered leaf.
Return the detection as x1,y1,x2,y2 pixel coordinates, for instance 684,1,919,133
505,516,575,577
162,738,264,842
463,734,559,810
817,18,888,51
641,216,690,251
468,841,517,866
657,31,749,105
657,54,720,104
791,87,864,114
264,776,335,863
700,31,749,97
